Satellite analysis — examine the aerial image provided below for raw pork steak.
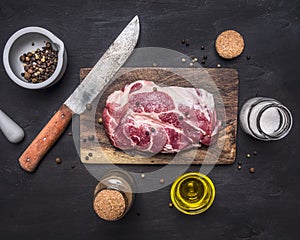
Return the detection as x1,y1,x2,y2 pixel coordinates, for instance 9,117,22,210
103,80,221,154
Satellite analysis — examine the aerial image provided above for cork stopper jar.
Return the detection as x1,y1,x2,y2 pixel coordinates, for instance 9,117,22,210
93,170,135,221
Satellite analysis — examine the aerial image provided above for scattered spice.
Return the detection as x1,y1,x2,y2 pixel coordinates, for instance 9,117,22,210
192,57,198,63
153,87,157,92
203,55,208,60
152,63,157,67
88,152,93,157
249,167,255,173
178,115,184,120
145,131,149,136
189,62,194,67
85,156,89,160
185,40,190,47
86,103,92,110
71,165,75,169
98,117,103,124
88,135,95,141
238,161,242,165
168,202,173,208
83,138,87,143
181,39,185,44
160,178,165,184
141,173,145,179
201,46,205,50
181,58,186,63
253,151,257,156
19,42,58,83
246,55,251,60
246,153,251,158
31,42,35,46
237,165,242,170
68,132,72,136
201,59,205,64
151,127,155,132
55,157,62,164
217,64,221,68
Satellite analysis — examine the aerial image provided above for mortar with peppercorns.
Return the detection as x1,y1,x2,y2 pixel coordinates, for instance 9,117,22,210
3,26,67,89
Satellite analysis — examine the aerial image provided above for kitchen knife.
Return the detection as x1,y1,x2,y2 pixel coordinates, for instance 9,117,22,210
19,16,140,172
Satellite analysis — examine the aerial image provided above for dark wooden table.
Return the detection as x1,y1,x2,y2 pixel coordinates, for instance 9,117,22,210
0,0,299,239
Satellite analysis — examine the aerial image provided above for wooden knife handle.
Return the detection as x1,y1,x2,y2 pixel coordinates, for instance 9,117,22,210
19,104,73,172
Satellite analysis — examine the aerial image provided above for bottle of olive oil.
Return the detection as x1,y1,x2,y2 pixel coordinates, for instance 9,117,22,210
170,172,215,215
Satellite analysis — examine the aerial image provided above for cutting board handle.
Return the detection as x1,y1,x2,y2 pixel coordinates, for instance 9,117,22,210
19,104,73,172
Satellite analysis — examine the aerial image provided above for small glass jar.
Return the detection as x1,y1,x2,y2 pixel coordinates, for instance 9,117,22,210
170,172,215,215
239,97,293,141
93,170,135,221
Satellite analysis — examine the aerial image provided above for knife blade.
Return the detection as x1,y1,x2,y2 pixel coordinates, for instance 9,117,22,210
19,16,140,172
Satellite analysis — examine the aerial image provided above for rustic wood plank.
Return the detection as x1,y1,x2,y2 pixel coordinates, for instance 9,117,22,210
80,67,238,165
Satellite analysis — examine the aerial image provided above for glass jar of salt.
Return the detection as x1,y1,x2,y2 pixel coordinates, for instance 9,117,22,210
239,97,293,141
93,170,135,221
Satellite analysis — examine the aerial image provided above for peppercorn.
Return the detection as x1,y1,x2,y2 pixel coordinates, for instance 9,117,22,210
151,128,155,132
203,55,207,60
179,116,184,120
98,117,103,124
86,103,92,110
217,64,221,68
246,153,251,158
181,58,186,63
168,203,173,208
153,87,157,92
68,132,72,136
201,46,205,50
88,135,95,141
238,161,242,165
55,157,62,164
253,151,257,156
181,39,185,44
246,55,251,60
160,178,165,184
201,60,205,64
249,167,255,173
237,165,242,170
189,62,194,67
88,152,93,157
141,173,145,178
85,156,89,160
145,131,149,136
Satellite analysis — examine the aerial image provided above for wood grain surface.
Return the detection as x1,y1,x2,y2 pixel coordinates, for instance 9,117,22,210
80,67,238,165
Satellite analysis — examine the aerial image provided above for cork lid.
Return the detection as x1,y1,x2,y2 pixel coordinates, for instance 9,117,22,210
215,30,245,59
93,189,126,221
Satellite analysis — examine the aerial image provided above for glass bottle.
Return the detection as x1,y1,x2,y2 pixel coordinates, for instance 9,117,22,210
239,97,293,141
170,172,215,215
93,170,135,221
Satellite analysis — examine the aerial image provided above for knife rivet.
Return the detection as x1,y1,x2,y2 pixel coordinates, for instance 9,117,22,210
61,114,65,118
26,158,30,162
43,137,47,141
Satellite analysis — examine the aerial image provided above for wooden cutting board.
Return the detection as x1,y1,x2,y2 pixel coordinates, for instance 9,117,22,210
80,67,238,165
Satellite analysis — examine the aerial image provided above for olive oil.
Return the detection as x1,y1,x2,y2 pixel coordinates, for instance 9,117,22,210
170,172,215,215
